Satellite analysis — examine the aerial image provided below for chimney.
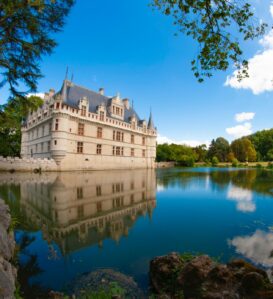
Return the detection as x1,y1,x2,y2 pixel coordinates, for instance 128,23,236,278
99,88,104,95
122,98,130,110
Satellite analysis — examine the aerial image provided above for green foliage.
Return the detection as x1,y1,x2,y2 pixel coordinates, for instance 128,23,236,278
0,0,74,98
231,138,257,162
0,96,43,156
232,158,239,168
156,143,197,166
267,162,273,170
211,156,219,166
180,252,195,262
177,155,195,167
78,282,125,299
151,0,267,81
207,137,230,162
193,144,207,162
248,129,273,161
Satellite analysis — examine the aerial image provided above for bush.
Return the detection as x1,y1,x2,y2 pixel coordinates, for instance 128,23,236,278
232,158,239,167
211,156,219,166
177,155,195,167
256,163,263,169
267,162,273,169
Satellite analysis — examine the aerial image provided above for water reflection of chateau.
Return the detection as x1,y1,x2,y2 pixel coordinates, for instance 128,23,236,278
17,170,156,254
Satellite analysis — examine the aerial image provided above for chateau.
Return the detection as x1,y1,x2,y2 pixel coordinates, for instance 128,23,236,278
21,80,157,170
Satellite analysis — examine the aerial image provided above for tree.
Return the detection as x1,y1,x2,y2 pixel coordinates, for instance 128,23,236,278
0,0,74,98
207,137,230,162
0,96,43,156
248,129,273,161
193,144,207,162
151,0,267,81
231,138,257,162
211,156,219,166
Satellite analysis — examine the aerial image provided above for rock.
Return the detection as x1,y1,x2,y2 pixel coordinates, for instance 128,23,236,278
241,272,265,293
150,252,183,293
71,268,144,299
0,199,16,299
150,253,273,299
178,255,213,286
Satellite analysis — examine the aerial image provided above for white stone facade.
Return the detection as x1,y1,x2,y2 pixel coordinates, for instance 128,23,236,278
21,80,157,171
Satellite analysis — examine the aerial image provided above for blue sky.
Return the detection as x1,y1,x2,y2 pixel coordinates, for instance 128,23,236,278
2,0,273,146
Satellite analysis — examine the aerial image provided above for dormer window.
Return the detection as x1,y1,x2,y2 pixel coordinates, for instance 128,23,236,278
99,111,104,121
81,105,86,116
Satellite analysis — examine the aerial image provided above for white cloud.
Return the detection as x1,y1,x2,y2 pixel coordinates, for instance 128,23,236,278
225,8,273,95
229,230,273,267
235,112,255,122
157,134,209,148
227,185,255,212
270,3,273,18
226,122,252,138
27,92,45,99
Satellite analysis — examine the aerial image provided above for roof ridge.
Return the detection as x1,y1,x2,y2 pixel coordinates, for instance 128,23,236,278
69,81,110,99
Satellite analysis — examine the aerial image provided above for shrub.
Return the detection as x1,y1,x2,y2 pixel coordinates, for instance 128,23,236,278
211,156,219,166
232,158,239,167
177,155,195,167
267,162,273,169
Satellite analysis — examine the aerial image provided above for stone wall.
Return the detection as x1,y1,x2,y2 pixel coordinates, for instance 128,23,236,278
0,199,16,299
155,162,176,168
0,156,58,172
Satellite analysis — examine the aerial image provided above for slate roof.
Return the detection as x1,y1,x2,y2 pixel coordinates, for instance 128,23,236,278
58,80,141,124
148,111,155,130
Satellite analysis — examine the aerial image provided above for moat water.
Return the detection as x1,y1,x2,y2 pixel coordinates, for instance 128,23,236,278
0,167,273,294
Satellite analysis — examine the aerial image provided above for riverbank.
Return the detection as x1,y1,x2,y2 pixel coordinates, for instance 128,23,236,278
0,199,16,299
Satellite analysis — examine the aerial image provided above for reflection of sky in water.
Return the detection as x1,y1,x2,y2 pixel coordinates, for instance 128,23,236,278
227,185,256,212
229,230,273,268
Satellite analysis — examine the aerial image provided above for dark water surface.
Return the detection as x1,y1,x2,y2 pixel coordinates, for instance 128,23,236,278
0,168,273,293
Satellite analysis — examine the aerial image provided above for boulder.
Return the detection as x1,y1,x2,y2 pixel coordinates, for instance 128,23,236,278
150,253,273,299
150,252,184,293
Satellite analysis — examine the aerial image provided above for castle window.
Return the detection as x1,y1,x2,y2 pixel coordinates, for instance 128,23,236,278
121,147,124,156
78,123,84,136
142,137,145,145
116,146,121,156
112,146,115,155
77,142,83,153
96,144,102,155
55,119,59,131
54,140,57,145
121,132,124,142
142,149,145,157
116,131,121,141
77,205,84,218
56,103,60,109
131,148,134,157
99,111,104,121
113,130,116,140
116,107,120,115
42,125,44,136
77,187,83,199
130,194,134,204
97,202,102,213
96,185,102,196
97,127,103,138
47,141,50,152
81,105,86,116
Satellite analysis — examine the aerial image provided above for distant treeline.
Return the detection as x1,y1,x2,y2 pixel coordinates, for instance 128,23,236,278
156,128,273,166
